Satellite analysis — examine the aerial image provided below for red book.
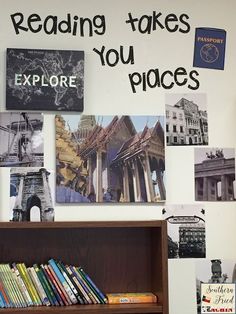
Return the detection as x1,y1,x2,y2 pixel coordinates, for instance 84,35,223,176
47,265,72,306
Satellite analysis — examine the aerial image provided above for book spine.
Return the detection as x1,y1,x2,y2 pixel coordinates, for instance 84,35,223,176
16,263,38,306
1,264,19,308
48,259,77,305
12,263,33,307
28,267,50,306
0,290,5,308
43,265,64,306
72,266,100,304
40,265,59,306
47,265,70,306
106,294,157,304
0,264,15,307
33,264,53,306
66,265,91,304
9,266,27,307
21,263,42,306
77,267,107,304
57,261,85,304
70,266,97,304
0,280,11,308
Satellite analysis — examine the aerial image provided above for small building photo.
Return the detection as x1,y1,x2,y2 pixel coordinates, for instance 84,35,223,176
165,93,208,146
195,148,235,201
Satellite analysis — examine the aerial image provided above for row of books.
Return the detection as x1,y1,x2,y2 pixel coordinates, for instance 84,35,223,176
0,259,107,308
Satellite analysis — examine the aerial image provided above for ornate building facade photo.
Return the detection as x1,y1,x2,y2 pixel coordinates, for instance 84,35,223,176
166,94,208,146
56,115,165,203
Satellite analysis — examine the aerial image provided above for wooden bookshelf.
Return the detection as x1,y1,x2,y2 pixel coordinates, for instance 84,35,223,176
0,220,168,314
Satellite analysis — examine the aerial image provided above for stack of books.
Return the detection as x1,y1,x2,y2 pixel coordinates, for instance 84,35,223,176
0,259,107,308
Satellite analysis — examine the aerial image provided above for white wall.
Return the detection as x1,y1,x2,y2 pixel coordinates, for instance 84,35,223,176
0,1,236,313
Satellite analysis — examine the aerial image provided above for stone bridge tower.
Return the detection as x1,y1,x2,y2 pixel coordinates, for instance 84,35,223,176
10,168,54,221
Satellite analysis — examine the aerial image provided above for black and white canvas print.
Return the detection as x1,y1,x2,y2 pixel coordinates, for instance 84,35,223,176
56,115,165,203
162,204,206,259
195,259,236,314
6,48,84,111
0,112,43,167
195,147,235,201
165,93,208,146
10,167,54,222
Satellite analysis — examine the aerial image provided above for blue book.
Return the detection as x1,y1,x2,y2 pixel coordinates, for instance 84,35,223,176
0,291,6,308
77,267,107,304
48,259,77,305
193,27,226,70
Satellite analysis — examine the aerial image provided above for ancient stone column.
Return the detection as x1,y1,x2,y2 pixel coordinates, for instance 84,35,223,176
142,152,155,202
122,163,130,202
203,177,208,200
41,169,54,220
96,150,103,202
156,169,166,200
131,159,142,202
13,174,25,220
87,156,93,195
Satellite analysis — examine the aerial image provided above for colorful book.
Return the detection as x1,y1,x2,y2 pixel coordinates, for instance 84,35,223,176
40,265,60,306
106,292,158,304
43,264,65,306
0,280,11,308
27,267,50,306
193,27,226,70
12,263,33,307
71,266,99,304
48,259,77,305
66,265,92,304
47,264,72,306
33,264,54,306
77,267,107,304
0,264,15,307
18,263,41,306
57,261,85,304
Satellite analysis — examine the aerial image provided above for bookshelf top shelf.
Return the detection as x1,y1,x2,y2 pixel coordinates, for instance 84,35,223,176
0,220,165,229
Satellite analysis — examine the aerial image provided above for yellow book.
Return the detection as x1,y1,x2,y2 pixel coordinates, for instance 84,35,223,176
106,292,158,304
16,263,40,306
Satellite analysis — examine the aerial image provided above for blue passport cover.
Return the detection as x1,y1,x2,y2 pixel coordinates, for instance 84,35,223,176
193,27,226,70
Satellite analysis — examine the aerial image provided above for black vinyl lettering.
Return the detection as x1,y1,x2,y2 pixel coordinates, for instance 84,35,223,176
93,46,106,65
106,49,119,67
128,72,142,93
161,70,174,89
138,15,152,34
165,14,179,32
147,69,161,88
174,67,188,86
179,13,190,33
80,17,93,37
58,14,72,34
10,12,28,34
188,70,200,90
120,46,134,65
43,15,58,35
28,14,42,33
125,12,138,31
93,15,106,35
152,11,164,30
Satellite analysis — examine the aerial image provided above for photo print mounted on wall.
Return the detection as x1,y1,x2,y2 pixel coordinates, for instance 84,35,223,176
165,93,208,146
162,204,206,259
195,259,236,314
0,112,43,167
6,48,84,111
56,115,165,203
10,167,54,222
195,147,235,201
